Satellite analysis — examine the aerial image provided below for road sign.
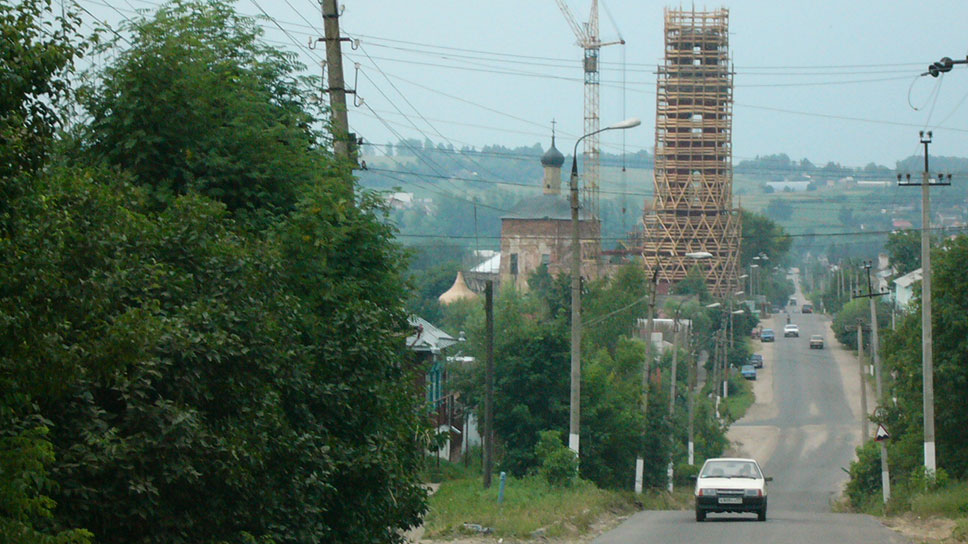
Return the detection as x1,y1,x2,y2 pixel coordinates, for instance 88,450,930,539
875,424,890,442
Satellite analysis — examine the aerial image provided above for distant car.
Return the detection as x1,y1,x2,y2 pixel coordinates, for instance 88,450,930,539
760,328,775,342
810,335,824,349
741,365,757,380
789,298,797,306
749,354,764,368
695,457,771,522
783,324,800,337
802,303,813,314
771,306,781,314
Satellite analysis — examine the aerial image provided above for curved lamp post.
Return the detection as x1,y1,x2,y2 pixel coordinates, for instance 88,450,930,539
568,117,641,455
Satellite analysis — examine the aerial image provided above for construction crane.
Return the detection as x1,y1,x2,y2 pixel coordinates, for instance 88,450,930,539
554,0,624,221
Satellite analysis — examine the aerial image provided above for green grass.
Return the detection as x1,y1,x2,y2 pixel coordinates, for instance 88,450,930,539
423,476,681,539
909,480,968,517
722,375,754,423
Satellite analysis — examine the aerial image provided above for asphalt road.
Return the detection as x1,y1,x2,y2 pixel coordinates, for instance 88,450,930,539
593,276,909,544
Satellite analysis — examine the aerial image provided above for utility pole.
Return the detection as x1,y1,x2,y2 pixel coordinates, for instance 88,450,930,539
667,309,681,492
483,281,494,488
856,321,868,440
897,131,951,475
569,163,582,456
854,262,891,503
322,0,356,172
688,350,707,466
635,270,658,494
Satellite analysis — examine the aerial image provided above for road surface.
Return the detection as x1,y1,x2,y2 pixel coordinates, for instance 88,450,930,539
593,275,907,543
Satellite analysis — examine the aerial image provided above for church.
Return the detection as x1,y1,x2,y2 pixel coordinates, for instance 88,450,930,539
498,132,601,291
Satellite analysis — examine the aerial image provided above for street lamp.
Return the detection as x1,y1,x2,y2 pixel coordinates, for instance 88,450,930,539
567,117,641,456
666,250,713,490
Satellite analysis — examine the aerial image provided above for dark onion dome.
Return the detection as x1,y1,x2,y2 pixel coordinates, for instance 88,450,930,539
540,137,565,168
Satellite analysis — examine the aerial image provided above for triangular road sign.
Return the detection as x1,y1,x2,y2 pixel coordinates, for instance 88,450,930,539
875,424,890,442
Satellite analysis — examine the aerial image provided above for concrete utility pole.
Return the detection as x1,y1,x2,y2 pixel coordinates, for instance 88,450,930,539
483,281,494,488
854,262,891,502
635,271,658,494
567,118,639,457
897,131,951,475
857,322,868,440
688,350,708,466
569,163,582,455
322,0,355,170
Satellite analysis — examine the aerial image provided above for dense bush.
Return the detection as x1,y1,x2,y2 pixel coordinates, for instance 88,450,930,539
535,431,578,487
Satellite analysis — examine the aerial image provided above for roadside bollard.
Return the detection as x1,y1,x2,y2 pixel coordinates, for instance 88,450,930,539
497,471,506,503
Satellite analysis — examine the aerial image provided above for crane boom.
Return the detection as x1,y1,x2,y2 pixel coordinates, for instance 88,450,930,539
555,0,589,45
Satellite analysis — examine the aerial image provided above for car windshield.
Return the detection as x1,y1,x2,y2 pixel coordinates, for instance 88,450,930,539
700,460,762,479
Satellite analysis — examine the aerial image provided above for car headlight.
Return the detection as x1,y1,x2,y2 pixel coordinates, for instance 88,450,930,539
698,488,717,497
744,489,762,497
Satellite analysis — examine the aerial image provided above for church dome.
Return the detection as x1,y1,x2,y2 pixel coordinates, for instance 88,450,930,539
540,137,565,168
439,271,478,305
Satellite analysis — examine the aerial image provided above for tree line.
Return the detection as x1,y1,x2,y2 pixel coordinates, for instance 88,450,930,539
2,1,429,542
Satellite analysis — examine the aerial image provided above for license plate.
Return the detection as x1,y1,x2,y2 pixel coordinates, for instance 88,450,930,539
718,497,742,504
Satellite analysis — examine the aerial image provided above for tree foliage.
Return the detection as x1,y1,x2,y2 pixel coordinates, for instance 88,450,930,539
885,229,926,277
0,0,83,183
847,234,968,507
77,0,330,225
2,2,430,542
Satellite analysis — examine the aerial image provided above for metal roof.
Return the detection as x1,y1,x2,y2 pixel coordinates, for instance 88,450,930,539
501,194,592,221
407,315,458,353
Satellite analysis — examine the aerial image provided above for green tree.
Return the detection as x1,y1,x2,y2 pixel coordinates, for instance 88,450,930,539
671,265,710,300
739,210,792,268
77,0,330,225
0,0,83,183
583,264,651,355
847,234,968,506
763,198,794,221
885,229,926,277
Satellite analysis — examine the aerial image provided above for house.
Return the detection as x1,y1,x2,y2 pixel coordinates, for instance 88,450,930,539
407,316,468,462
894,268,922,309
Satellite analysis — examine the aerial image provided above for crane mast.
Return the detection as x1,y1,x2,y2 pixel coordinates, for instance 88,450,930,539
554,0,623,221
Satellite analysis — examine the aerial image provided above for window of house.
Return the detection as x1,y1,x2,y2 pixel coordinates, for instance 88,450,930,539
541,253,550,266
510,253,518,275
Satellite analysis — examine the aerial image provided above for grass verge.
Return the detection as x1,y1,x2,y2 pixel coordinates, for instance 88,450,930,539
722,375,754,423
423,476,689,540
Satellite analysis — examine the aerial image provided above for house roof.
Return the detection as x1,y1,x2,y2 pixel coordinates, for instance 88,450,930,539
471,253,500,274
407,316,458,353
894,268,922,288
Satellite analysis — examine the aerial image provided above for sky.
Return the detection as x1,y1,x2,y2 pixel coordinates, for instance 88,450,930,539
78,0,968,169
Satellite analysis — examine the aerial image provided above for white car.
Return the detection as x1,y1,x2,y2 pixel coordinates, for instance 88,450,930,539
783,324,799,337
695,457,771,522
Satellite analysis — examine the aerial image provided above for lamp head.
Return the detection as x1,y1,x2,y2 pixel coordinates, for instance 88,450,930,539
606,117,642,130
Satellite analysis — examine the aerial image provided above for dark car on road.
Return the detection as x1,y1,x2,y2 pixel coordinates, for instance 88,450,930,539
750,354,764,368
741,365,757,380
802,303,813,313
760,328,775,342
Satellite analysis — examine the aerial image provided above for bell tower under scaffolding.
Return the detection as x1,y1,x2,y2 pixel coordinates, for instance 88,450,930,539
641,7,740,296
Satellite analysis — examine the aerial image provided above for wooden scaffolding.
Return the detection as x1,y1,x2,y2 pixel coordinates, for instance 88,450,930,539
641,7,741,296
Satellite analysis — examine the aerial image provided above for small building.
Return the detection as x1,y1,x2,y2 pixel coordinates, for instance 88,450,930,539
406,316,467,462
894,268,922,309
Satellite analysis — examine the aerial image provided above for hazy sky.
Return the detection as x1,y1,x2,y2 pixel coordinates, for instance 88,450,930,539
81,0,968,168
